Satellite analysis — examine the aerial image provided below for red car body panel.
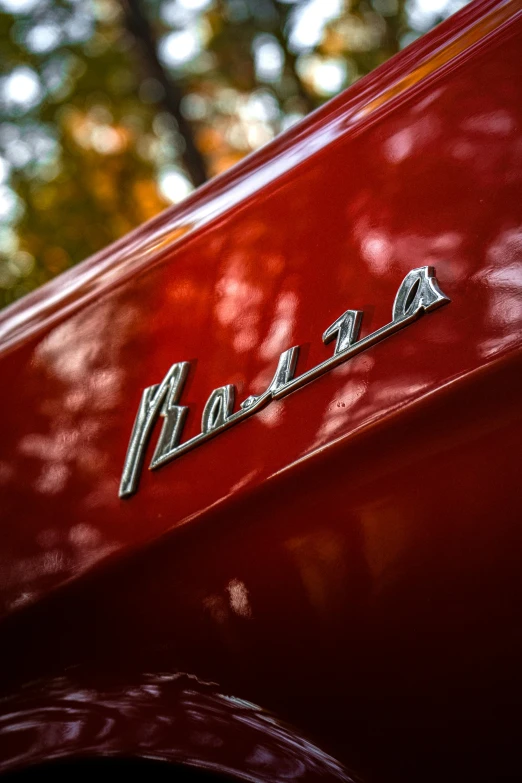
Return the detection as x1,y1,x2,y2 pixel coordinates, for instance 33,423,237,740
0,1,521,781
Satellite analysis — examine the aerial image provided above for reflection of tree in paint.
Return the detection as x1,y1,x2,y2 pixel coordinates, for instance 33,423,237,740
0,673,352,782
0,292,146,614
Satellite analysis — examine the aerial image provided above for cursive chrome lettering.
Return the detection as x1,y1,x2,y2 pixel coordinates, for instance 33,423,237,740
120,266,450,498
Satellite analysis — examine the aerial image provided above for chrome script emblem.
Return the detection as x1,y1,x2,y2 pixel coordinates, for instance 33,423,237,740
120,266,449,497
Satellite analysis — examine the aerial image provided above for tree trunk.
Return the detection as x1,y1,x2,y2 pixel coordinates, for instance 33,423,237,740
121,0,209,187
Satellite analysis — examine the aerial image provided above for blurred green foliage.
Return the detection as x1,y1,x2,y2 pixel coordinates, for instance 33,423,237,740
0,0,468,309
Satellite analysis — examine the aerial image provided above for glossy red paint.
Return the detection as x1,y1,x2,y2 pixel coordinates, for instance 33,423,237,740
0,675,351,782
0,1,522,781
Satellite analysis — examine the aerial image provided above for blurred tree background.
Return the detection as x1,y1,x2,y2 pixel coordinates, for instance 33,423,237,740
0,0,468,309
